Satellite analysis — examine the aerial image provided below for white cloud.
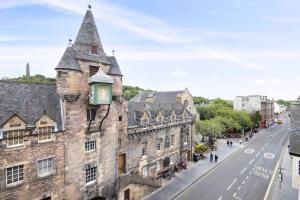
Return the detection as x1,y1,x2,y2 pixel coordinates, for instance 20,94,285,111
170,70,188,77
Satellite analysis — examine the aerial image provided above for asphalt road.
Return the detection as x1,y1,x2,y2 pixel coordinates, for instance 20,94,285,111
174,116,290,200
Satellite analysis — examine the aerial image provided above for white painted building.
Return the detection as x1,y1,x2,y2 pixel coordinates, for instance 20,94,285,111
233,95,267,114
274,102,286,114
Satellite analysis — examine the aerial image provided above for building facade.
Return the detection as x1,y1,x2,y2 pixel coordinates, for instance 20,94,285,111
233,95,274,128
0,6,196,200
55,7,124,200
0,82,65,200
289,97,300,200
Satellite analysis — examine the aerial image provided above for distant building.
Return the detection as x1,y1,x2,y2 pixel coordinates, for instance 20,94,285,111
233,95,274,128
274,102,286,114
289,97,300,199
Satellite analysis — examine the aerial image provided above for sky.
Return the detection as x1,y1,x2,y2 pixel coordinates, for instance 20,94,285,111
0,0,300,100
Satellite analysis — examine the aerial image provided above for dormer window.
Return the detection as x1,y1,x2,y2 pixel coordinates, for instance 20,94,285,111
90,43,97,55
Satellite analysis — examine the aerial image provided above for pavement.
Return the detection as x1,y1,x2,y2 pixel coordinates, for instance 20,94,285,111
145,116,290,200
268,142,298,200
145,133,255,200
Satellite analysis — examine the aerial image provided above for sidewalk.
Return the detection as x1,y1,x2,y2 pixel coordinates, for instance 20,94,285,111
144,138,245,200
269,146,298,200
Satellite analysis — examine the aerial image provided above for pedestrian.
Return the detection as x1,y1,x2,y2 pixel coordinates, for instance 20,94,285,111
227,140,229,147
230,141,233,147
239,139,242,144
210,152,213,163
215,154,218,162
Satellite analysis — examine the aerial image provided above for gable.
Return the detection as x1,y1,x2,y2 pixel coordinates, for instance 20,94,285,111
2,115,27,131
35,115,56,128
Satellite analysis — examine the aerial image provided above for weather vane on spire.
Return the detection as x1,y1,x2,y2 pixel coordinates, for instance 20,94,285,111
88,4,92,9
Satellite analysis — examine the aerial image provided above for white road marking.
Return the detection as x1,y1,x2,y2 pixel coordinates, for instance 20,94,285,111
261,147,265,151
240,167,247,175
264,153,275,160
244,148,255,154
249,159,255,165
256,153,260,157
227,178,237,191
217,196,223,200
246,176,249,180
242,180,245,185
238,186,242,190
233,192,242,200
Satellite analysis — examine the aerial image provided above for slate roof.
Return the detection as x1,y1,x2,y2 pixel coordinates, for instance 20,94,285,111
130,90,184,103
289,130,300,156
56,9,112,71
0,81,63,131
107,56,123,76
127,101,192,127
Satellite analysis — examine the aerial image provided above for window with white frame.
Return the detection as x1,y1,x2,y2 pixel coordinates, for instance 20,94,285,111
6,130,24,147
142,142,148,156
171,135,175,146
156,139,162,151
164,135,170,149
156,161,161,171
142,166,149,177
6,165,24,185
298,161,300,175
183,133,188,144
38,158,54,176
38,127,53,142
85,141,96,152
85,166,97,184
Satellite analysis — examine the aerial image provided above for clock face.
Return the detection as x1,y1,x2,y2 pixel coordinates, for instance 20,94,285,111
98,86,109,104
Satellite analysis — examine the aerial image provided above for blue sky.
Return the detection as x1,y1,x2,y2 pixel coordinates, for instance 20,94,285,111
1,0,300,100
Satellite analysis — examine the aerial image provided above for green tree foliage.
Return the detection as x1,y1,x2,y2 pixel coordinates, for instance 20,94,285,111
195,119,225,140
8,75,56,84
277,99,291,107
251,111,262,126
196,98,253,135
122,85,154,101
193,96,209,105
212,98,233,108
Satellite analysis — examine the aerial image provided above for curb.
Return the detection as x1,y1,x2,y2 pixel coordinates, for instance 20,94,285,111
171,129,270,200
263,134,289,200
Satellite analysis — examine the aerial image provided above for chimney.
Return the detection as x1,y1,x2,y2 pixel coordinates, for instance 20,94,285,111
26,63,30,77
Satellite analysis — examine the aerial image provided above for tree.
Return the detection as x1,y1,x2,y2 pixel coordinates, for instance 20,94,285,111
195,119,225,141
251,111,262,126
213,116,241,132
193,96,209,105
277,99,291,107
212,98,233,108
122,85,154,101
8,75,56,84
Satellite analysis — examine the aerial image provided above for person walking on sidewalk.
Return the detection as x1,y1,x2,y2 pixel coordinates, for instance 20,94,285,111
210,152,214,163
215,154,218,162
230,141,233,147
227,140,229,147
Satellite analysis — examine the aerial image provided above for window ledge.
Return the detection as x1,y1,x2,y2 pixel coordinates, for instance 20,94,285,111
141,155,148,160
38,172,55,179
86,181,97,187
6,180,24,188
6,144,25,149
38,139,53,144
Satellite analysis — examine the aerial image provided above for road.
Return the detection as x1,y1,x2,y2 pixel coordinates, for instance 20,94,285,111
174,116,290,200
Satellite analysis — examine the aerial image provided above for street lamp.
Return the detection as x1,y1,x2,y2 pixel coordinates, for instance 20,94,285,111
88,69,114,130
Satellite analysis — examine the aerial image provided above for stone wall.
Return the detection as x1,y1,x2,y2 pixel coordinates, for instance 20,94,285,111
118,183,156,200
0,131,65,200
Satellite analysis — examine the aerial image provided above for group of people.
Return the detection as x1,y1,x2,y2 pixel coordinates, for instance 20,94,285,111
210,152,218,163
226,140,233,147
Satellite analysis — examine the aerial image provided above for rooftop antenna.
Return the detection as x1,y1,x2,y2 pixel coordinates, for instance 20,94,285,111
68,38,72,47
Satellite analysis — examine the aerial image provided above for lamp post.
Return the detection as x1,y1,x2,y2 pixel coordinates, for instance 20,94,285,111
88,69,114,131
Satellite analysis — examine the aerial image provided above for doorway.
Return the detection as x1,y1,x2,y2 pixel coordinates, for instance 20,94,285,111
124,189,130,200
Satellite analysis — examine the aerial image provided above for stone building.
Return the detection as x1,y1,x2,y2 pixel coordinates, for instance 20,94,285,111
117,93,195,199
55,7,124,200
233,95,274,128
289,97,300,199
0,82,65,200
